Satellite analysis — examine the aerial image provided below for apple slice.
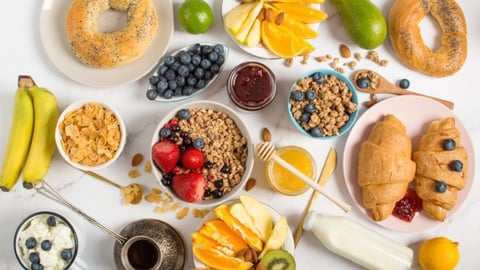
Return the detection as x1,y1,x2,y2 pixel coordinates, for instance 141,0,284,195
244,18,262,47
232,1,264,43
239,195,273,242
224,1,261,35
230,202,262,239
259,216,289,259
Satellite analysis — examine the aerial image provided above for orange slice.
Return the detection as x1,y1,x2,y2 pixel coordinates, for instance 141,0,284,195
193,245,254,270
261,20,314,58
272,2,328,24
199,219,249,253
214,204,264,252
265,4,318,39
265,0,325,3
191,231,235,257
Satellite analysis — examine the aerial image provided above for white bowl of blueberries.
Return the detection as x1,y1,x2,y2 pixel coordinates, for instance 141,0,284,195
146,43,229,102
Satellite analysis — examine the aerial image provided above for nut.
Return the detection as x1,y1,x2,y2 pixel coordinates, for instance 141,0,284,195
245,177,257,191
131,153,144,167
262,127,272,142
265,8,274,22
275,12,285,25
339,44,351,58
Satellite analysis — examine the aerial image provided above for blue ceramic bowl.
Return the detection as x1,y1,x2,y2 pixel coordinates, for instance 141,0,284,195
287,69,359,139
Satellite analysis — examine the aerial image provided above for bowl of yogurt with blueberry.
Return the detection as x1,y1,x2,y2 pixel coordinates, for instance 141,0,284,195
14,211,78,270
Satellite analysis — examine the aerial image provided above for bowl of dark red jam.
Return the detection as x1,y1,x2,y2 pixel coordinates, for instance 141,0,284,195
227,61,276,111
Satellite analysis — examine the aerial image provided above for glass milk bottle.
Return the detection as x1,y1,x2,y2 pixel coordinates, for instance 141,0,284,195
303,211,413,270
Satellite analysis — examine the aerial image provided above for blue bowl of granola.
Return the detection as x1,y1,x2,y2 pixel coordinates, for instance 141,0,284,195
287,69,359,139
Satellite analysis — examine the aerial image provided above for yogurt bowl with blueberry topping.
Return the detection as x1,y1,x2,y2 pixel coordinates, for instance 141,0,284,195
14,211,82,270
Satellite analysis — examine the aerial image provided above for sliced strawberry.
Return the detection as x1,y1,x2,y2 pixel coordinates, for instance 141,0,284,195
171,172,206,202
152,140,180,173
181,147,205,170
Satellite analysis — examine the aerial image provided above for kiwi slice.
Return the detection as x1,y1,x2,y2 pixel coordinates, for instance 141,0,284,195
259,249,295,270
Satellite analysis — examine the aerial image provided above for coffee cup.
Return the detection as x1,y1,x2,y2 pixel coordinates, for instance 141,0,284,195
120,235,163,269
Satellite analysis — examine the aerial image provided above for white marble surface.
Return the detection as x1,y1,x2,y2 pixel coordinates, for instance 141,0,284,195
1,0,479,269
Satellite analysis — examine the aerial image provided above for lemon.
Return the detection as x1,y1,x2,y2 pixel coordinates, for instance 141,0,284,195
178,0,214,34
418,237,460,270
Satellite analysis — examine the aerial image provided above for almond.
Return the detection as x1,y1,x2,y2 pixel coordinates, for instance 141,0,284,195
245,177,256,191
275,12,285,25
265,8,274,22
131,153,144,167
261,127,272,142
339,44,351,58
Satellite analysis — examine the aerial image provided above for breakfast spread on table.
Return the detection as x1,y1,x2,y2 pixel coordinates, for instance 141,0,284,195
1,0,474,269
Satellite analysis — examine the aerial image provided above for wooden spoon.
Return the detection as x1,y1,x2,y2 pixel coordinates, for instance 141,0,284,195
255,142,351,213
83,170,143,204
352,69,454,109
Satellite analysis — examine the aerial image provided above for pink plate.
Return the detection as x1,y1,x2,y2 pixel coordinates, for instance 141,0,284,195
343,95,475,232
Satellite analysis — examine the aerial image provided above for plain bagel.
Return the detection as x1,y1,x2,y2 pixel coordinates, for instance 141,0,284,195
66,0,158,69
388,0,467,77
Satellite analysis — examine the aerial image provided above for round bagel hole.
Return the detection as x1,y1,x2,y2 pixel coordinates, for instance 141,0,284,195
99,9,128,33
419,13,442,52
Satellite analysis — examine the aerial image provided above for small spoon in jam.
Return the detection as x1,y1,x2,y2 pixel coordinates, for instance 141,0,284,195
352,69,454,109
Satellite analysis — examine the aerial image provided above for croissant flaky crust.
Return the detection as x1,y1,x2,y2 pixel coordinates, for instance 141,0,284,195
413,117,468,221
357,114,416,221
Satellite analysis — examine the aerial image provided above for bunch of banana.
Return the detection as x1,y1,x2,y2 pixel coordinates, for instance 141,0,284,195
0,75,59,191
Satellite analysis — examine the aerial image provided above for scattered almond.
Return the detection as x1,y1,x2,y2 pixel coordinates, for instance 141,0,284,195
245,177,257,191
261,127,272,142
131,153,144,167
339,44,351,58
265,8,274,22
275,12,285,25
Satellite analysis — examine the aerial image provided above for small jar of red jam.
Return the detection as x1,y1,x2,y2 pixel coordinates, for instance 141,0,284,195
227,61,276,111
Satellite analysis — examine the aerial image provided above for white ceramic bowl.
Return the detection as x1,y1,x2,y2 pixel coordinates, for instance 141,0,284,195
150,100,254,208
55,100,127,171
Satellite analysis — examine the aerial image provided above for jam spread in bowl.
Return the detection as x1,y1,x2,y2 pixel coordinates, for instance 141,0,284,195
227,61,276,111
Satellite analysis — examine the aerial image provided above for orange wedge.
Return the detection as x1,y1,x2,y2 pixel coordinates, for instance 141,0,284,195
214,205,264,252
199,219,249,253
193,245,254,270
272,2,328,24
261,20,314,58
265,0,325,3
191,231,236,257
265,4,318,39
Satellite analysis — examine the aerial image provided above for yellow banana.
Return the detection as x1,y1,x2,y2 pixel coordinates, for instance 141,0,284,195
0,76,35,191
22,77,60,189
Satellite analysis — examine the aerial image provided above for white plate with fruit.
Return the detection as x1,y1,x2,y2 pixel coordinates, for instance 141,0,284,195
192,195,296,270
222,0,327,59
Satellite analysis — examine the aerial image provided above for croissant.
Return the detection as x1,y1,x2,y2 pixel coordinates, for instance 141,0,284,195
357,114,416,221
413,117,468,221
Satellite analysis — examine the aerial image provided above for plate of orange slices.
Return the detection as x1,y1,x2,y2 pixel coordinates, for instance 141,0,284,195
191,195,295,269
222,0,328,59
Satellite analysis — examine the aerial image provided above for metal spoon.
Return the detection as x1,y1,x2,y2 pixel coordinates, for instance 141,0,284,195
82,171,143,205
352,69,454,109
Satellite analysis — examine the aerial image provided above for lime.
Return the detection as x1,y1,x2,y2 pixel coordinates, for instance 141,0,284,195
418,237,460,270
178,0,214,34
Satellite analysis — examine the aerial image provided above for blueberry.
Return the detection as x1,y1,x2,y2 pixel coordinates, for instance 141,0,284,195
146,89,158,100
29,252,40,263
195,79,206,89
163,55,175,66
449,160,463,172
213,189,223,199
216,55,225,66
61,249,73,261
435,181,447,193
172,125,181,132
192,138,205,149
191,43,202,55
356,77,371,89
201,45,213,55
165,69,176,81
191,54,201,66
31,263,44,270
304,104,315,114
180,131,189,138
157,80,168,91
175,76,186,87
200,59,212,70
168,133,179,143
182,138,192,147
310,127,322,137
179,51,191,64
161,173,173,186
41,240,52,251
300,113,310,123
204,161,214,169
182,86,194,96
168,80,178,91
306,90,316,100
149,76,160,86
174,88,183,97
177,109,190,119
163,90,174,99
214,44,224,54
204,189,212,197
443,138,456,150
194,68,205,79
221,165,231,174
214,179,224,188
187,63,196,72
312,72,325,84
208,51,219,63
177,65,189,77
210,64,220,74
157,64,168,75
159,127,171,138
291,90,305,101
398,78,410,89
25,237,37,249
204,70,213,81
186,75,197,86
170,61,180,71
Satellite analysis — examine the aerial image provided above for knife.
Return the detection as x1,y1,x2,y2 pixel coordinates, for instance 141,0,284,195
293,147,337,246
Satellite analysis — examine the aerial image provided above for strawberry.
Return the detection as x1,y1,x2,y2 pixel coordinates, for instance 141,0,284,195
181,148,205,170
171,172,206,202
152,140,180,173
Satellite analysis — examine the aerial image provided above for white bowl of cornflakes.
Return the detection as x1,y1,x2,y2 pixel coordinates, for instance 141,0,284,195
55,100,127,171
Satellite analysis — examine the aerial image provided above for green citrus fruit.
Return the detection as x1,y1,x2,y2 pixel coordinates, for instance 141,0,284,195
178,0,214,34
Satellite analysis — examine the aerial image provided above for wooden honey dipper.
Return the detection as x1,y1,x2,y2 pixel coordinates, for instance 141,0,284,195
255,142,351,213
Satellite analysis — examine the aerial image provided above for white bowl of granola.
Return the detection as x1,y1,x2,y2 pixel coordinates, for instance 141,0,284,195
55,100,127,171
150,100,254,208
287,69,359,139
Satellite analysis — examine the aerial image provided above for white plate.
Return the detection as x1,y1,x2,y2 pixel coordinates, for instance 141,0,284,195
192,200,295,268
343,95,475,232
39,0,173,88
221,0,320,59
